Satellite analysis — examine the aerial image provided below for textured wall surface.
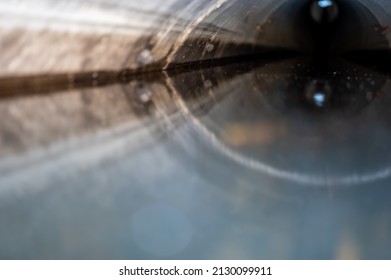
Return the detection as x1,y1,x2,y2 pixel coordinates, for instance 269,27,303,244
1,0,390,75
1,0,391,259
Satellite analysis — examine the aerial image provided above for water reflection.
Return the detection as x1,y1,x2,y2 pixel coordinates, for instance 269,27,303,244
163,57,391,186
0,57,391,259
305,81,331,108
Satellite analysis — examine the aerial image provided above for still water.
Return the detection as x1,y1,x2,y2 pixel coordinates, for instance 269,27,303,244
0,56,390,259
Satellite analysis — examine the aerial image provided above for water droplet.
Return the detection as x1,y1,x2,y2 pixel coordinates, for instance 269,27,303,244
137,49,154,65
205,43,215,53
136,86,153,103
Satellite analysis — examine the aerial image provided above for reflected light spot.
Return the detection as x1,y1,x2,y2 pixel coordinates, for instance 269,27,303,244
318,0,333,8
313,92,326,107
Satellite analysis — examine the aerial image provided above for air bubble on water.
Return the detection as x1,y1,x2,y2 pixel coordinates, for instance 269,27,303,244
137,49,154,65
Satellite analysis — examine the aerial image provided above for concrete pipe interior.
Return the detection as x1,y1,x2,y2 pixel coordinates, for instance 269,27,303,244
1,0,391,260
0,0,390,74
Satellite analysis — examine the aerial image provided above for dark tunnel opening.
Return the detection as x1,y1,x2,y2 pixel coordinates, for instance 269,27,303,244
164,0,391,74
265,0,390,65
308,0,390,70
